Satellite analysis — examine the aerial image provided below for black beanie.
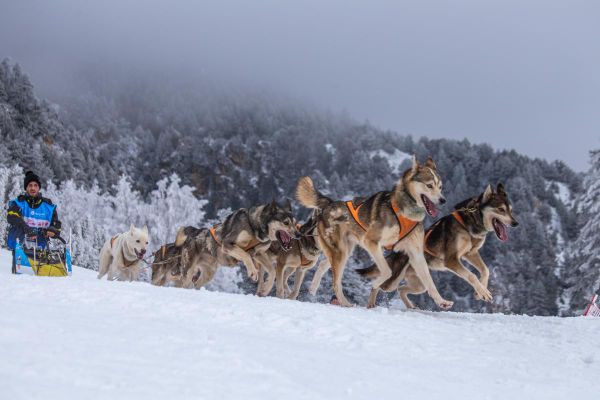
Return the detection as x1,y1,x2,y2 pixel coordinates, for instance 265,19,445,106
24,171,42,190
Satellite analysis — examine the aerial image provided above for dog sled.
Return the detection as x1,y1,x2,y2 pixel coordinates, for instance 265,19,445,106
584,294,600,317
13,227,72,277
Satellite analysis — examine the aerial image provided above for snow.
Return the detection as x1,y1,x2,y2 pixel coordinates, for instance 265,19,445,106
546,180,573,206
1,249,599,400
369,149,411,174
324,143,336,155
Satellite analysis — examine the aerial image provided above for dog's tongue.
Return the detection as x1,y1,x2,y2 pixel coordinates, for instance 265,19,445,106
493,219,508,242
422,195,439,218
278,230,290,245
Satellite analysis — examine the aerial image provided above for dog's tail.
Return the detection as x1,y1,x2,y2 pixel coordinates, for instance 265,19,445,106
175,226,204,247
175,227,188,247
296,176,333,209
356,252,410,279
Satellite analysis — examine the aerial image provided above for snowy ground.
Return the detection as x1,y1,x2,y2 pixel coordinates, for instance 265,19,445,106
1,249,598,400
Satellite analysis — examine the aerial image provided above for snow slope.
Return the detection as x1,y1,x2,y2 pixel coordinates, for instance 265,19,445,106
0,249,598,400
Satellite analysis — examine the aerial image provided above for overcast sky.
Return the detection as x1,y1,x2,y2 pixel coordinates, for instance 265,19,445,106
1,0,598,171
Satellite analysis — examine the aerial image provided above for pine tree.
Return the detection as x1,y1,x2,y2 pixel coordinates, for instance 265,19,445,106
561,150,600,314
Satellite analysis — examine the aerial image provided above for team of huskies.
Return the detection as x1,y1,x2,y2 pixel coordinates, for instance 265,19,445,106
98,155,519,310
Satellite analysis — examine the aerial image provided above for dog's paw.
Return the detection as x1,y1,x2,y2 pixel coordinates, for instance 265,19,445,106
248,269,259,282
437,299,454,310
475,287,493,302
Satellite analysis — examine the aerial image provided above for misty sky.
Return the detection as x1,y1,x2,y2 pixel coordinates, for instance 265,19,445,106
1,0,598,171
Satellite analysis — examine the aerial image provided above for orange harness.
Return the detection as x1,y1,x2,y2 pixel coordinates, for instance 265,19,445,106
346,199,419,251
424,211,467,257
209,225,261,252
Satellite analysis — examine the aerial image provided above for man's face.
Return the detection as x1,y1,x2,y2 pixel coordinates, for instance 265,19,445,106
26,182,40,197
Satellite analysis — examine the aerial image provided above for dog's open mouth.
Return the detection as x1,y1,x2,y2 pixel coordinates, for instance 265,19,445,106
493,218,508,242
276,230,293,252
134,248,145,260
421,195,439,217
192,270,201,283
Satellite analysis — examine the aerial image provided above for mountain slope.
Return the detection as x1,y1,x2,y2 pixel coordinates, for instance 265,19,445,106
1,249,598,400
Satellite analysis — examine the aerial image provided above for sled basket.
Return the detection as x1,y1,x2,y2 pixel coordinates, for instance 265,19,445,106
14,240,72,277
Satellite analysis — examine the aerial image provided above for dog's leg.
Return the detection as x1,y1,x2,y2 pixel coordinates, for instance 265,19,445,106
255,253,275,297
288,265,310,300
150,265,163,286
256,265,266,295
361,239,392,290
283,266,295,297
182,261,201,289
275,260,288,299
223,243,259,282
367,288,379,308
309,258,330,296
397,267,425,309
193,264,218,289
445,256,492,302
329,247,353,307
463,252,490,288
106,262,117,281
97,245,111,280
407,249,453,309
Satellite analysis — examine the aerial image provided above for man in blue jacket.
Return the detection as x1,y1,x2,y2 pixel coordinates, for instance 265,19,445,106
7,171,61,274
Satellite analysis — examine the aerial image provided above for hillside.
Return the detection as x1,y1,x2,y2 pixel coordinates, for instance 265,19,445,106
0,59,587,315
1,249,598,400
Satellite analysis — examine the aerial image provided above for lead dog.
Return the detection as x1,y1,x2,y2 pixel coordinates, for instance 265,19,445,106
358,184,518,308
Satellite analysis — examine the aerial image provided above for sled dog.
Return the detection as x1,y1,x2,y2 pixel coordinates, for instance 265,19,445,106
150,242,184,287
255,214,328,299
297,155,453,309
98,224,149,281
171,200,300,289
217,200,300,282
358,184,518,308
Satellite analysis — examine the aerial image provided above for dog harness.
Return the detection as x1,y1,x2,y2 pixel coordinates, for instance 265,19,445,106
110,235,138,268
424,211,468,257
209,225,261,252
299,251,312,267
346,199,419,251
295,223,316,266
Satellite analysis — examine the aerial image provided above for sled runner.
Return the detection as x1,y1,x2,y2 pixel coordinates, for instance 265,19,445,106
13,227,72,277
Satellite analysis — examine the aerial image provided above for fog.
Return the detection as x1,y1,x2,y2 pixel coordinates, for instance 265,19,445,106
1,0,598,170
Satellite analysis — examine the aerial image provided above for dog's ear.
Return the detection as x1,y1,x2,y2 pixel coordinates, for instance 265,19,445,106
283,198,292,213
411,154,418,174
269,199,277,212
424,156,437,170
482,184,493,203
143,225,148,234
497,183,506,196
129,224,135,235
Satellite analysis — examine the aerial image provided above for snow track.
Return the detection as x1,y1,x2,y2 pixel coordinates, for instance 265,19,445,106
0,250,598,400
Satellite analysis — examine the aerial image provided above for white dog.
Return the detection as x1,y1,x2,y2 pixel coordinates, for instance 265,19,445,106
98,224,149,281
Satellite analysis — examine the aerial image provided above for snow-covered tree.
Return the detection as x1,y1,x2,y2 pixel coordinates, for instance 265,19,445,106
561,150,600,314
146,173,208,245
0,164,24,246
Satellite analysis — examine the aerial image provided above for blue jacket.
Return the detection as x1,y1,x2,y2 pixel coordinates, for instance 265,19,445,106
7,194,61,250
